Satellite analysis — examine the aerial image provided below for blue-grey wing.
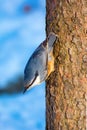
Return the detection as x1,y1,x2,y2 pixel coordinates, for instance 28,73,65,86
24,45,48,82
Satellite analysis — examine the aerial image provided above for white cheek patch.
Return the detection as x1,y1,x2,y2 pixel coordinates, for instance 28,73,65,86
32,75,40,86
27,76,41,91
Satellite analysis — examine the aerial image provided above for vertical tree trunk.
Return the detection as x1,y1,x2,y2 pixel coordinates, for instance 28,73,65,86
46,0,87,130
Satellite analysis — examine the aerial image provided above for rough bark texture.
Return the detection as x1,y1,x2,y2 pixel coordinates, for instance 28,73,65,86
46,0,87,130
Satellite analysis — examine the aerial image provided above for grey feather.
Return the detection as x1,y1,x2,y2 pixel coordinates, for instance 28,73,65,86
24,32,57,89
47,32,57,52
24,40,47,87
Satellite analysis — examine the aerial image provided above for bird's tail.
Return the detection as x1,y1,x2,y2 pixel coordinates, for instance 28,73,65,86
47,32,57,52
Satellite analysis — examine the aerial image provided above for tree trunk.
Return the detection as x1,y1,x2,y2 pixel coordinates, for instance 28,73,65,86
46,0,87,130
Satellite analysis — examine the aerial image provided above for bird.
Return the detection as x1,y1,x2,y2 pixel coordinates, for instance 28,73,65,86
23,32,57,93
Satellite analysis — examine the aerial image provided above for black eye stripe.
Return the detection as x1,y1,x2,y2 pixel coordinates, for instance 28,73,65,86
23,71,38,94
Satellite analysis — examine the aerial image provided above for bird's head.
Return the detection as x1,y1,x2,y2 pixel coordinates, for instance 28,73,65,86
23,71,40,93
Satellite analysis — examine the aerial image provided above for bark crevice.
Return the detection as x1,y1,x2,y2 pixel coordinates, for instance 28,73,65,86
46,0,87,130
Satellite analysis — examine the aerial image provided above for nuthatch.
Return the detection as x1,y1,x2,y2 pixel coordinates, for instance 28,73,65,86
23,32,57,93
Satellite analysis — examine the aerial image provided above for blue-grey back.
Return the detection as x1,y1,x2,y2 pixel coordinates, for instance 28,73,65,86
24,41,47,83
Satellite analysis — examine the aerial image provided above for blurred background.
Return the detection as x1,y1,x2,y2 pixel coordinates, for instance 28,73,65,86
0,0,46,130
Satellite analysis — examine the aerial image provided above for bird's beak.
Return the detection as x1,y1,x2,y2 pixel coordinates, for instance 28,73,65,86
23,87,28,94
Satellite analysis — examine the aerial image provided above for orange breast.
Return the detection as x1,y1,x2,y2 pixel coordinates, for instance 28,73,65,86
47,50,54,78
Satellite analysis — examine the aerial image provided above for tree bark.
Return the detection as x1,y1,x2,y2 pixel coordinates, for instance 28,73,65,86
46,0,87,130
